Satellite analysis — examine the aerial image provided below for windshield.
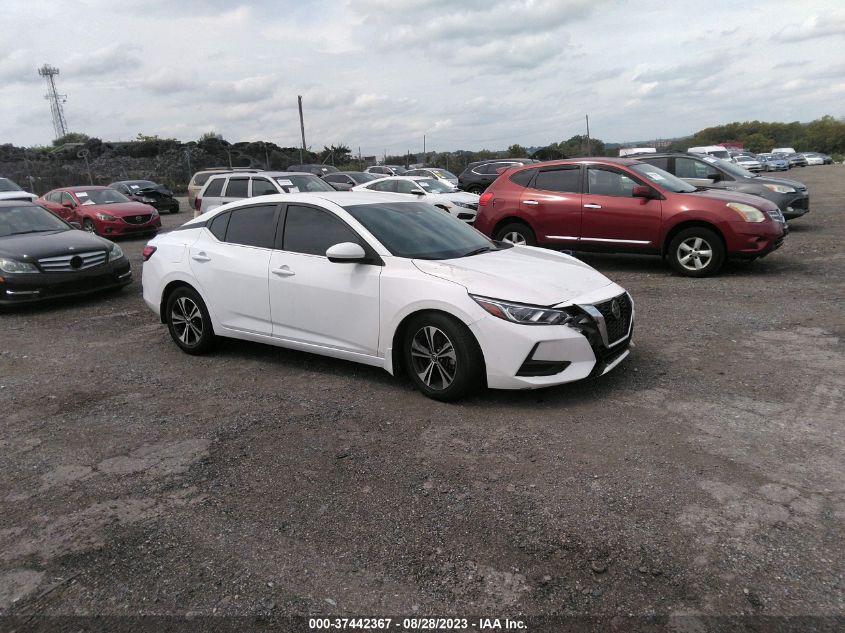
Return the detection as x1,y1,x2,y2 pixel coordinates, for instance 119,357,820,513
76,189,130,205
0,205,69,237
415,178,457,194
347,172,378,183
701,156,756,179
344,201,496,259
0,178,24,193
430,170,457,179
274,175,334,192
630,164,696,193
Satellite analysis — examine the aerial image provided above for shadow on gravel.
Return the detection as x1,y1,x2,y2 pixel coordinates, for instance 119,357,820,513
0,285,136,316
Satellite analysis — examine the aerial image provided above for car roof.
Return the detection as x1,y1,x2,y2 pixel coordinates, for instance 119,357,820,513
513,157,642,168
59,185,111,191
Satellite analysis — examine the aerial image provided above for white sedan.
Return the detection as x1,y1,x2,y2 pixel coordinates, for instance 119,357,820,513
352,176,479,223
141,192,634,401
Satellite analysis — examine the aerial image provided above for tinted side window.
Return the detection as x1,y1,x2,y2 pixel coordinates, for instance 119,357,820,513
396,180,420,194
224,178,249,198
370,180,396,192
251,178,277,196
533,168,580,193
586,168,638,197
47,191,61,202
283,205,361,256
204,177,225,197
209,211,230,241
61,192,76,205
675,158,712,179
224,204,278,248
323,174,341,183
509,169,536,187
641,157,670,170
194,172,213,186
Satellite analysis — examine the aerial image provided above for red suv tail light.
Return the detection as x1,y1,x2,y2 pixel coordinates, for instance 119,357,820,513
142,245,157,261
479,192,494,207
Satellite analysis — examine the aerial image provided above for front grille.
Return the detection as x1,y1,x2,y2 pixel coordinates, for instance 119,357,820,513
38,250,107,272
592,293,633,346
790,197,808,209
768,209,785,223
122,214,153,225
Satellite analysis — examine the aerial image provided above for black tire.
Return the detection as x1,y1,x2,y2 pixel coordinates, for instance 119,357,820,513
667,227,725,277
165,286,216,354
82,218,97,235
466,184,485,195
402,313,484,402
495,222,536,246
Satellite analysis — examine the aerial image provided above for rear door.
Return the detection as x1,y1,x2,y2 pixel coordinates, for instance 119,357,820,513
674,156,729,190
519,165,582,245
579,166,661,249
188,203,280,335
269,204,381,355
40,191,69,219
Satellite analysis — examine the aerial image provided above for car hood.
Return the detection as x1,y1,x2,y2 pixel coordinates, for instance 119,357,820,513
79,201,156,216
0,191,38,202
0,229,111,261
751,175,805,189
687,188,780,211
413,246,615,305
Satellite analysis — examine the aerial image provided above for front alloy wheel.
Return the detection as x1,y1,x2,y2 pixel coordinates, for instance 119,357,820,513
83,218,97,234
668,227,725,277
403,313,483,401
165,286,215,354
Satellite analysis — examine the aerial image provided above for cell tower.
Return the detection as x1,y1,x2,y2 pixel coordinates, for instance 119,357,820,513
37,64,69,140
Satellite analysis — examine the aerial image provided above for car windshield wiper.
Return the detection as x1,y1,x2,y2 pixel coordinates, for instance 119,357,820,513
463,246,495,257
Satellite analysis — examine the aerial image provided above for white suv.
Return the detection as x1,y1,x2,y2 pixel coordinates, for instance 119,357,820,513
194,171,334,217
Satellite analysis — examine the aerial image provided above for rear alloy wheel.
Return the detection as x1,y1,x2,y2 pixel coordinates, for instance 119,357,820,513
82,218,97,234
403,313,483,401
466,185,484,195
495,222,536,246
165,286,215,354
668,227,725,277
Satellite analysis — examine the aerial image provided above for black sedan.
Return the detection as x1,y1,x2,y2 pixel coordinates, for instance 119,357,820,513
0,202,131,305
109,180,180,213
322,171,380,191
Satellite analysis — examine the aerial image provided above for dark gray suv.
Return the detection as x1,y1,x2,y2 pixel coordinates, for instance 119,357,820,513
635,152,809,220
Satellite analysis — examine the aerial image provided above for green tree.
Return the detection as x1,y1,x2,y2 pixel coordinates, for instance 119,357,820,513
52,132,90,147
507,144,528,157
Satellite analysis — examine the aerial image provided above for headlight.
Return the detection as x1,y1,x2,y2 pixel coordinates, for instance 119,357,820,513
0,258,39,274
95,212,117,221
727,202,765,223
471,295,573,325
109,243,124,261
140,197,156,203
452,201,477,209
763,184,796,194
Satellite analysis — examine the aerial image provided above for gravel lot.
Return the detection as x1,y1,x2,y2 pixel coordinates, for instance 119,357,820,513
1,167,843,631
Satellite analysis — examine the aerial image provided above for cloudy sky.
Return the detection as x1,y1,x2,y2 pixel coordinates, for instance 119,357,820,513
2,0,844,154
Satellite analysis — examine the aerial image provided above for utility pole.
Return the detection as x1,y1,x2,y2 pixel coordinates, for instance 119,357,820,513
38,64,68,141
298,96,306,164
423,134,426,156
585,114,592,155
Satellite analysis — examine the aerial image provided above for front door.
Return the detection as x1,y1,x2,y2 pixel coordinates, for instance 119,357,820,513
269,204,381,356
579,166,661,249
188,203,280,335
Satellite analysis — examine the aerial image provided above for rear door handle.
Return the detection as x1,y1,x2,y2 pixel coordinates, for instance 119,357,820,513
191,252,211,262
272,266,296,277
523,200,539,206
583,203,602,209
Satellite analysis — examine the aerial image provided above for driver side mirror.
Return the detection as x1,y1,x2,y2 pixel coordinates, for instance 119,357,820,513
411,189,425,196
326,242,367,263
631,185,654,200
69,221,82,230
62,200,76,209
706,172,720,182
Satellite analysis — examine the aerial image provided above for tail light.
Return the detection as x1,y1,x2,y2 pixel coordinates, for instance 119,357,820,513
194,197,202,211
479,192,494,207
142,245,157,261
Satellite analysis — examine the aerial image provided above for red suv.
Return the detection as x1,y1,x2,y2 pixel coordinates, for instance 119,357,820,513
474,158,787,277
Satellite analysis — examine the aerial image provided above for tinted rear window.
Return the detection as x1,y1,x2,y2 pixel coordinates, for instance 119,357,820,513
225,178,249,198
204,177,225,197
533,168,580,193
224,205,277,248
509,169,536,187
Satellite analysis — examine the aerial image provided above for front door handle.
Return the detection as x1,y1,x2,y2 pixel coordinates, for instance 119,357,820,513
191,252,211,262
272,266,296,277
583,203,602,209
523,200,539,206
